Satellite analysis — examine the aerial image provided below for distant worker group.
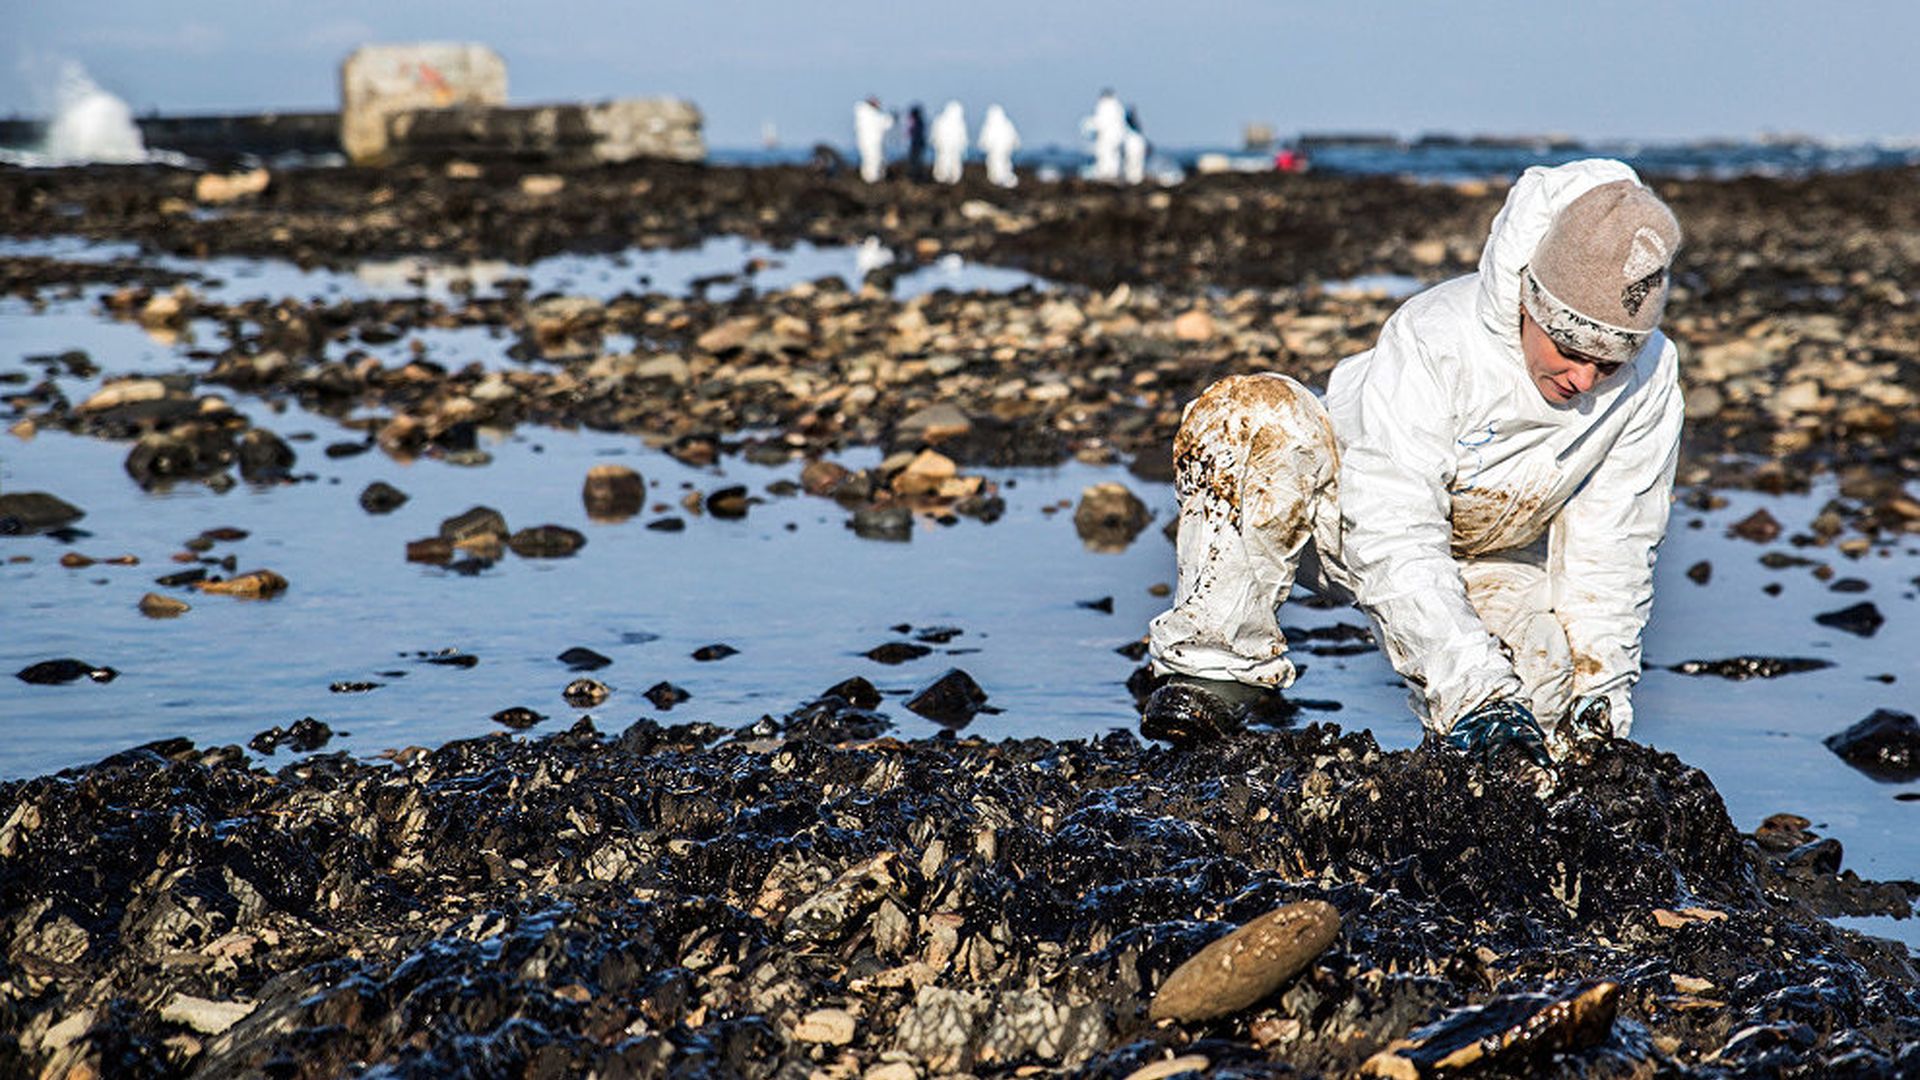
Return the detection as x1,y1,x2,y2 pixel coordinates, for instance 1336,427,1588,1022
849,89,1149,188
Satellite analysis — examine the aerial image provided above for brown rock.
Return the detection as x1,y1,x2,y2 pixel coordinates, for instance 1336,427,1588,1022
800,459,852,497
195,570,289,598
1074,482,1152,552
1148,899,1340,1022
582,464,645,521
138,593,191,618
1728,508,1782,543
1172,309,1216,343
193,168,270,204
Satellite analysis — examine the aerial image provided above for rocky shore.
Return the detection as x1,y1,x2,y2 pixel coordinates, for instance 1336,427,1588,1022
5,159,1919,1075
4,699,1916,1078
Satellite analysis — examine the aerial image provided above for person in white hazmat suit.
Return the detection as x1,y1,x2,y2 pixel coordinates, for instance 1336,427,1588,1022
1142,159,1685,765
1081,90,1126,181
978,104,1020,188
930,101,968,184
853,97,893,184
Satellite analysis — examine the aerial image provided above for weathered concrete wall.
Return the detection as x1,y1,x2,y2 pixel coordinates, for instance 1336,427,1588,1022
384,99,704,165
341,43,506,165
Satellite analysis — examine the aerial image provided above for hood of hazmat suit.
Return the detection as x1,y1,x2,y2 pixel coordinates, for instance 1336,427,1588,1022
978,105,1019,152
1322,158,1682,737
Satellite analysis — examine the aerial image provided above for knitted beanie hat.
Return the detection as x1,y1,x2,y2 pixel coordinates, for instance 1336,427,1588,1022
1520,179,1682,364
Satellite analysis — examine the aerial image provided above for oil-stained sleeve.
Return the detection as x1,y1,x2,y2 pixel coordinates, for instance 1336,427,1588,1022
1550,339,1684,737
1339,313,1524,732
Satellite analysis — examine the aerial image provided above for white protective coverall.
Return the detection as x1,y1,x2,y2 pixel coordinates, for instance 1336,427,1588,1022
1081,92,1126,181
930,101,968,184
1147,159,1683,739
853,99,893,183
978,104,1020,188
1121,126,1148,185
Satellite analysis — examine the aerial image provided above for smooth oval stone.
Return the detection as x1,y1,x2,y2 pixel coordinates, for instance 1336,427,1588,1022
138,592,191,618
1148,899,1340,1022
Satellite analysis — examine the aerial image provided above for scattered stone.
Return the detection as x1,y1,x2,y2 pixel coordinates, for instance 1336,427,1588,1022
643,681,690,709
358,481,409,514
894,402,973,446
563,679,610,708
865,642,932,665
490,706,545,730
1073,482,1152,551
1078,596,1116,614
1829,577,1870,593
1686,560,1712,585
582,464,645,521
507,525,586,558
800,459,851,497
1667,656,1833,680
1824,709,1920,783
820,676,882,710
153,568,207,587
439,506,509,544
196,570,289,599
249,717,333,754
236,428,296,482
692,644,738,662
418,650,479,668
705,485,751,519
0,492,84,535
405,537,454,563
1728,508,1782,543
904,668,989,726
793,1007,857,1045
1148,899,1341,1021
138,592,190,618
159,992,256,1035
1814,601,1884,638
645,516,686,532
329,681,382,693
557,647,612,671
16,659,118,685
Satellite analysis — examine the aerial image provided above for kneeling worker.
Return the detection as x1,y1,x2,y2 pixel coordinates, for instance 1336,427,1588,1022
1143,159,1684,763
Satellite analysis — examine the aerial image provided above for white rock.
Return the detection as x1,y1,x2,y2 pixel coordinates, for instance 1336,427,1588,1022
793,1007,857,1045
160,993,255,1035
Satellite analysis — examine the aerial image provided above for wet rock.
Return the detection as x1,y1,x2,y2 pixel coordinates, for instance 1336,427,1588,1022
1667,656,1833,679
904,668,989,726
418,649,479,668
1823,709,1920,782
1813,601,1884,637
820,675,882,710
893,986,991,1071
645,516,685,532
1360,980,1620,1077
0,491,84,535
153,568,207,587
643,681,690,709
851,505,913,541
439,505,509,544
705,485,751,519
249,717,333,754
1148,899,1341,1022
358,481,409,514
1078,596,1116,613
16,659,118,685
692,643,738,662
329,681,381,693
557,647,612,671
137,592,190,618
236,428,296,482
563,678,610,708
1686,560,1712,584
490,706,545,729
508,524,586,557
196,570,289,598
800,459,851,497
405,536,454,563
1074,482,1152,551
865,642,932,665
125,426,232,488
582,464,645,521
1728,508,1782,543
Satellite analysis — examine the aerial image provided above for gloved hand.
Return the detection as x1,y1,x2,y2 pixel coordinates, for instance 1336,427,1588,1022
1566,695,1613,739
1445,699,1552,768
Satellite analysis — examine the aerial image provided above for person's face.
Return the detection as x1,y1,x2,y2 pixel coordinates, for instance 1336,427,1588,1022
1520,310,1625,404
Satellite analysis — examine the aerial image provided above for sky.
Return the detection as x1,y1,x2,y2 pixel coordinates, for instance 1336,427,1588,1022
8,2,1919,150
